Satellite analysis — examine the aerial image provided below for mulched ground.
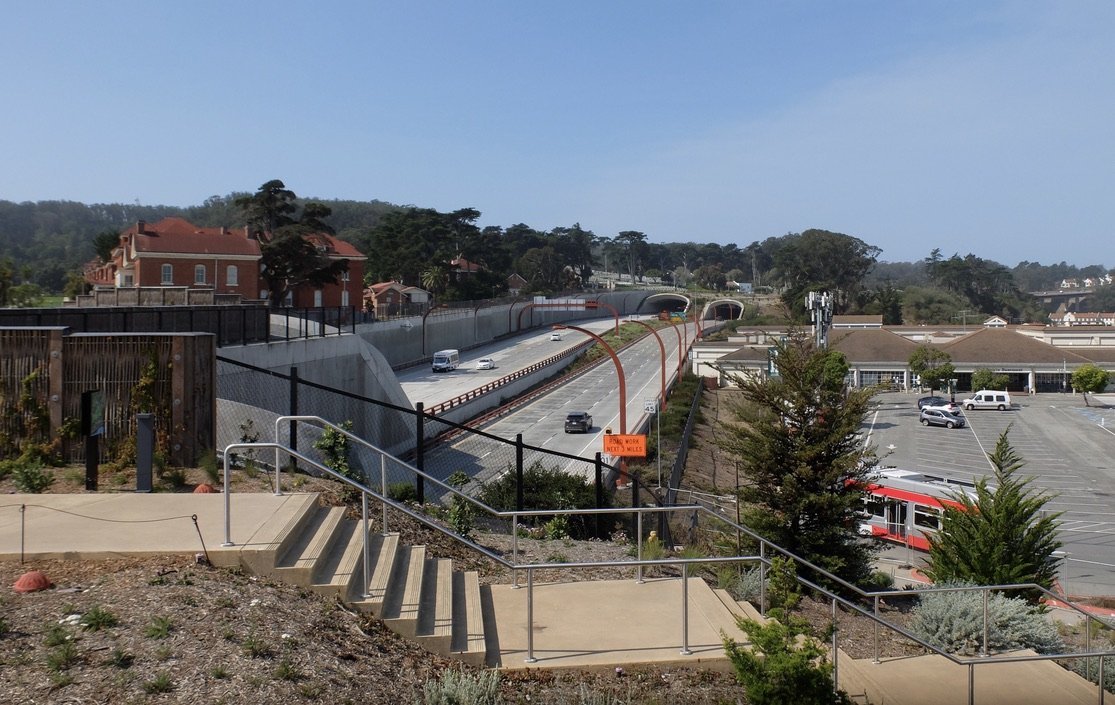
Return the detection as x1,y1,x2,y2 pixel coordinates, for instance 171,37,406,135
1,465,748,704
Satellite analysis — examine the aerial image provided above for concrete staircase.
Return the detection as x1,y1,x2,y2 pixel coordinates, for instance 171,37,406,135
221,494,1107,702
242,499,489,666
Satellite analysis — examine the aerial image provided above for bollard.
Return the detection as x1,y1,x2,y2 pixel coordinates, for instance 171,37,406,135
136,413,155,492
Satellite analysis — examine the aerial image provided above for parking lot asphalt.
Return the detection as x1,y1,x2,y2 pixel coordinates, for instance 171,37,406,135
863,391,1115,598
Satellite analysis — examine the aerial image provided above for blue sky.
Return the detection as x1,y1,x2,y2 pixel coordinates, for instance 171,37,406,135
3,2,1112,266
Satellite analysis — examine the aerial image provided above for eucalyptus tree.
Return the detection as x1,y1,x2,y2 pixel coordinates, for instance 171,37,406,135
773,229,881,318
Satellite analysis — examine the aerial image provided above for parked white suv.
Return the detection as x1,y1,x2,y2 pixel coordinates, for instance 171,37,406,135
962,390,1012,411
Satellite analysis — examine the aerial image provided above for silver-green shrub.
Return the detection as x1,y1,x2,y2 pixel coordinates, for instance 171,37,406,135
909,582,1065,655
420,668,502,705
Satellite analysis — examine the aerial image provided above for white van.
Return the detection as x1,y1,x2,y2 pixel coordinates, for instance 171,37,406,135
431,349,460,373
962,390,1012,411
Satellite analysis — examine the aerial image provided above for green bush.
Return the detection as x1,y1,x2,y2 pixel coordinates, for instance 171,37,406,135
421,668,502,705
388,481,419,504
12,461,54,493
724,617,852,705
908,583,1065,655
862,570,896,591
80,605,119,631
446,472,475,539
142,672,176,694
479,461,609,540
767,555,801,611
199,449,221,484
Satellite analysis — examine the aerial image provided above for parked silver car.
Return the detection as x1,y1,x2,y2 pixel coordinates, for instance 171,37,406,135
919,408,966,429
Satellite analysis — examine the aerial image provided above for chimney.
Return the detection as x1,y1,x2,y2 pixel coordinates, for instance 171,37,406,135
245,225,255,240
137,220,146,234
220,226,227,235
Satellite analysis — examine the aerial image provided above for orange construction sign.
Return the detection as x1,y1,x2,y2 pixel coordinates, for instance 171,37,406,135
603,434,647,458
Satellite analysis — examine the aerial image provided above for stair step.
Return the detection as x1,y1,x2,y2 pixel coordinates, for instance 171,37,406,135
712,588,768,625
308,519,365,599
382,545,427,637
451,570,487,666
353,533,400,615
274,506,347,587
415,558,454,653
232,493,321,575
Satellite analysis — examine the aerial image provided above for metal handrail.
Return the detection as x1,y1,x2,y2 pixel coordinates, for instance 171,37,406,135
224,420,1115,700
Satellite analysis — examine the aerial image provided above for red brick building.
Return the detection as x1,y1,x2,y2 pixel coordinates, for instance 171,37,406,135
85,217,365,307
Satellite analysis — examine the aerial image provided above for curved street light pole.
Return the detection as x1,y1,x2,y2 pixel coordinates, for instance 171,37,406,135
552,323,627,435
627,320,668,411
667,319,683,379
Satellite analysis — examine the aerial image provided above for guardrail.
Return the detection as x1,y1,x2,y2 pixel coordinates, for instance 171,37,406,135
219,416,1115,699
426,342,591,416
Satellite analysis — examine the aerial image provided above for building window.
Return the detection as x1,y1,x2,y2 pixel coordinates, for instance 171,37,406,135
161,264,173,285
341,289,349,306
194,264,206,285
226,265,238,287
313,289,323,307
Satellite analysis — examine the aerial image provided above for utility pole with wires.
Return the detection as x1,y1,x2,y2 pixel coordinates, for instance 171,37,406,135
952,309,978,330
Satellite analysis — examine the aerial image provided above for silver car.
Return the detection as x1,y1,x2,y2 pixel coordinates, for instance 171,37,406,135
919,408,966,429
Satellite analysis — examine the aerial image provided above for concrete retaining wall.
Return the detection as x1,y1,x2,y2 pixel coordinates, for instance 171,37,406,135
359,292,655,368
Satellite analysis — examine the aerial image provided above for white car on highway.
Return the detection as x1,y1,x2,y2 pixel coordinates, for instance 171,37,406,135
477,357,495,370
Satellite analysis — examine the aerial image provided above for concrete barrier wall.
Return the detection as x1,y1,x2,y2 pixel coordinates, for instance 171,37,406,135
218,335,417,457
359,292,655,368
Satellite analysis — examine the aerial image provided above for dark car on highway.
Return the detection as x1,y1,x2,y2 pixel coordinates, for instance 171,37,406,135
919,408,966,429
564,411,593,433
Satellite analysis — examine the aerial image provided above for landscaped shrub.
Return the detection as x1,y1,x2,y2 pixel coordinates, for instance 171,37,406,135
446,471,475,539
12,461,54,493
421,668,502,705
724,616,853,705
908,582,1065,655
479,461,609,540
388,481,419,504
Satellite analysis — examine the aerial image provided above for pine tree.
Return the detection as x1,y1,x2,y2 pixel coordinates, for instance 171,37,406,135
718,331,879,584
925,429,1062,593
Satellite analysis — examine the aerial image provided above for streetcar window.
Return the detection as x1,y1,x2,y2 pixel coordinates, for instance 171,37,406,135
913,504,941,531
862,497,885,518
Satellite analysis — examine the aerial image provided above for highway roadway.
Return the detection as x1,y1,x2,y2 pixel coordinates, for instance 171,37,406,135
397,316,694,486
864,390,1115,597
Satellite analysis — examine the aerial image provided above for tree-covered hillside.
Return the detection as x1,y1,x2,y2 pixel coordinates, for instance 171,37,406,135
1,188,1111,325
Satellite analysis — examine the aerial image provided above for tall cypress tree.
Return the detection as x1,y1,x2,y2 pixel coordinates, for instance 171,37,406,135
925,429,1062,594
718,331,880,584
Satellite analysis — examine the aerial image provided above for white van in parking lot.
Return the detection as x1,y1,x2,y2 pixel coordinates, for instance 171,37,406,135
962,390,1012,411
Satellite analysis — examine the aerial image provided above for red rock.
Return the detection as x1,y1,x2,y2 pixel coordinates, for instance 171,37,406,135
13,570,52,593
193,483,218,493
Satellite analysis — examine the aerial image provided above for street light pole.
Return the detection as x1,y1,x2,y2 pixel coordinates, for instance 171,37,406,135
657,407,662,488
553,324,628,435
628,319,668,411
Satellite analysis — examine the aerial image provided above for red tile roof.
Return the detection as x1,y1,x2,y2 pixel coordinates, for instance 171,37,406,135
128,218,260,257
